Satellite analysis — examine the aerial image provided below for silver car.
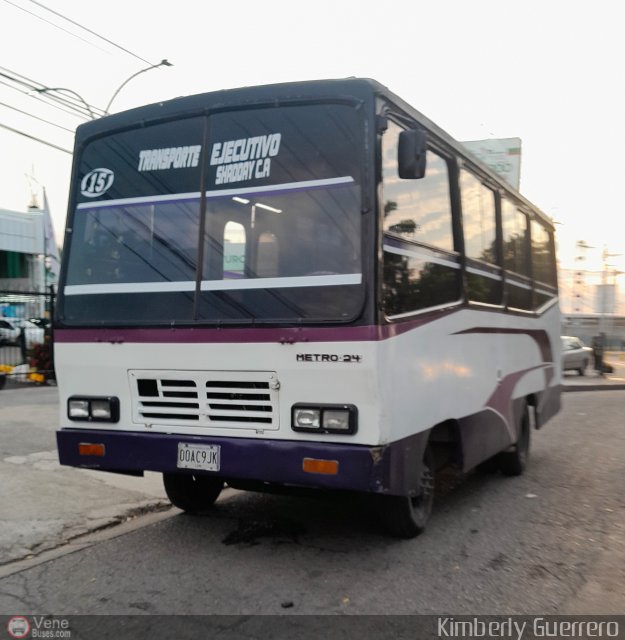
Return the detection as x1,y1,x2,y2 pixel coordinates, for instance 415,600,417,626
561,336,593,375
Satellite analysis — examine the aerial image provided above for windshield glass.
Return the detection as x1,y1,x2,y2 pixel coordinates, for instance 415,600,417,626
62,104,364,325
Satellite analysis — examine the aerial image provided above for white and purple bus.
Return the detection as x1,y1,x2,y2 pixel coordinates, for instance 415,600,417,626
55,79,560,537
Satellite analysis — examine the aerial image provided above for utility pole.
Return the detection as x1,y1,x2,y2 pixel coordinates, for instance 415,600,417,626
599,246,622,344
572,240,594,314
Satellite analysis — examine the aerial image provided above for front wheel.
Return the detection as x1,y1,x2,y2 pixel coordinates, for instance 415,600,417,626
378,445,435,538
163,473,224,513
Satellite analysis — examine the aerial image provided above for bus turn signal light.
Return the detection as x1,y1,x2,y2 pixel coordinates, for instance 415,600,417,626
302,458,339,475
78,443,106,457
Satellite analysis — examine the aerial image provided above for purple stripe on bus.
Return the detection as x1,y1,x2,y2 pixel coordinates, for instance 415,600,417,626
483,363,558,434
54,310,451,344
55,325,378,344
485,365,546,432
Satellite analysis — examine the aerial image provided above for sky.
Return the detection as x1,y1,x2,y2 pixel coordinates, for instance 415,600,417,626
1,0,624,297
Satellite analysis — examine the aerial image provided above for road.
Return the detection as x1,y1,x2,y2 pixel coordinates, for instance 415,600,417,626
0,390,623,619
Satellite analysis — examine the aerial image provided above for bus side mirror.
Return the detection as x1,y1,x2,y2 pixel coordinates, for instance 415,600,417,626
398,129,427,179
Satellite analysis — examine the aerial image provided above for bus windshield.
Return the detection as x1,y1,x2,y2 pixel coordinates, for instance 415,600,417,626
61,103,364,325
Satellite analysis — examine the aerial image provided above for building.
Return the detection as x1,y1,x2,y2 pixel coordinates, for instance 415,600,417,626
0,205,53,319
0,206,46,289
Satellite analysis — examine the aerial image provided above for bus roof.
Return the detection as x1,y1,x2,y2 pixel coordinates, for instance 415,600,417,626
74,77,554,229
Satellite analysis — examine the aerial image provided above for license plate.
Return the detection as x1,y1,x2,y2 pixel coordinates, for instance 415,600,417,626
176,443,220,471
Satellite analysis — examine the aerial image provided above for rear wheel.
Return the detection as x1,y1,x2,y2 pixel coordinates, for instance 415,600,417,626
378,445,434,538
497,404,531,476
163,473,224,513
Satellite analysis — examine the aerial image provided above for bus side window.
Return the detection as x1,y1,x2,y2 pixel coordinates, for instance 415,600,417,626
382,122,454,252
502,199,532,310
223,221,246,279
531,220,557,310
459,169,501,305
381,119,461,317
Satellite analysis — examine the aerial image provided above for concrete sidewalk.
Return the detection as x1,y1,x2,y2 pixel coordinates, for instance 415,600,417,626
562,353,625,391
0,386,171,567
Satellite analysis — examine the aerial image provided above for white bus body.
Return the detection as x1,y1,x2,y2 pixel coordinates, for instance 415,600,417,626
56,79,560,537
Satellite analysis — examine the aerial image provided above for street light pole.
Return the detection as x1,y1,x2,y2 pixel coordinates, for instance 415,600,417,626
34,59,172,120
104,59,173,114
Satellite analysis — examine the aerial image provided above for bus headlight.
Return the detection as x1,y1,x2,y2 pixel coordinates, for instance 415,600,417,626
292,404,357,434
68,399,90,419
68,396,120,423
293,408,321,430
323,409,351,431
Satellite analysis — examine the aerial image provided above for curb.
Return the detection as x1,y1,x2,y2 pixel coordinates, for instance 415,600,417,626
563,383,625,392
0,507,176,580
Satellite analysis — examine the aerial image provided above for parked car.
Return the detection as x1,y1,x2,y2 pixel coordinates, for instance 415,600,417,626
27,317,51,329
561,336,593,375
16,319,45,348
0,318,20,345
0,318,45,348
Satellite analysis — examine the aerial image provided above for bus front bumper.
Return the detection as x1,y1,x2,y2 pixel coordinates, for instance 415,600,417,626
56,429,426,495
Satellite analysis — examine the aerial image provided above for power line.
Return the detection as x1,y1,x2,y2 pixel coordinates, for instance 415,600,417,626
0,101,75,132
0,77,90,120
28,0,153,65
0,67,42,92
0,122,72,153
0,66,105,118
1,0,109,53
34,88,97,119
0,65,107,115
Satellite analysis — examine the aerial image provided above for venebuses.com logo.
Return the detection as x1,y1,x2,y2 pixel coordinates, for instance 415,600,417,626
6,616,71,639
7,617,30,639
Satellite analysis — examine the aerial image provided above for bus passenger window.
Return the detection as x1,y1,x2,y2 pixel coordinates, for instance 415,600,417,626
459,170,501,305
502,200,532,310
223,221,246,279
531,220,557,310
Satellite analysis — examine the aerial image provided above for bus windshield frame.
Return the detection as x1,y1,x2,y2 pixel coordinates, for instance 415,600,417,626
58,101,368,327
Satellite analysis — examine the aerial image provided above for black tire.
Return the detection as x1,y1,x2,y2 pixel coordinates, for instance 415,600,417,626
378,445,435,538
163,473,224,513
498,405,531,476
475,455,500,474
578,360,587,376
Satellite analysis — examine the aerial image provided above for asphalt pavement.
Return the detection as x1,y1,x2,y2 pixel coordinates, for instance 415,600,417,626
0,354,624,572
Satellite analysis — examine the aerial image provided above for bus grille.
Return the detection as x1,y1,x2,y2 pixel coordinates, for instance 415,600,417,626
130,370,279,430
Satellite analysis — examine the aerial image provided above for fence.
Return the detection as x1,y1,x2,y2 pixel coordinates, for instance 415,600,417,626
0,288,55,389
